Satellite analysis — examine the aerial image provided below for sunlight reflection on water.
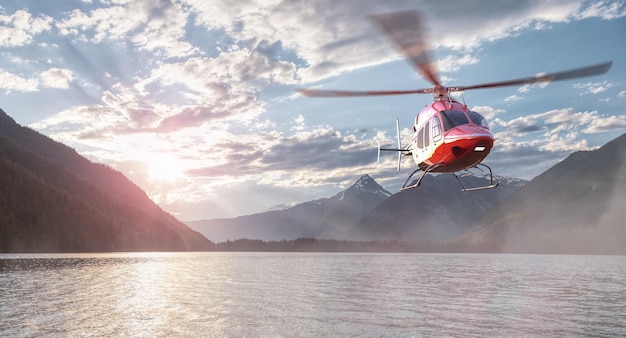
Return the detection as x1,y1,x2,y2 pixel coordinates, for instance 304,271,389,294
1,252,625,337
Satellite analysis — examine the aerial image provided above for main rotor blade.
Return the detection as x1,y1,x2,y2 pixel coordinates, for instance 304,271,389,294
369,10,441,87
458,61,613,91
297,88,431,97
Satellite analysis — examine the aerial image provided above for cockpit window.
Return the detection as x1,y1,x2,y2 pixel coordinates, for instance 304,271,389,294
468,111,490,129
468,111,482,125
440,110,470,131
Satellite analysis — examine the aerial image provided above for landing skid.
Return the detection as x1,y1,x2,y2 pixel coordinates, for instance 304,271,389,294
454,163,499,192
400,163,499,192
400,163,440,191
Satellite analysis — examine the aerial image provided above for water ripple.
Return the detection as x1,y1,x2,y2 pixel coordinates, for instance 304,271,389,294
1,253,625,337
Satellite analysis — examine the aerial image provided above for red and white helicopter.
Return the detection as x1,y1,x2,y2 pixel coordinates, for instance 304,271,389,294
298,10,612,191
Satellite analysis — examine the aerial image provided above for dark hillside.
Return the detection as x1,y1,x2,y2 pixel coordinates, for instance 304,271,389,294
356,174,524,242
460,133,626,254
0,109,212,252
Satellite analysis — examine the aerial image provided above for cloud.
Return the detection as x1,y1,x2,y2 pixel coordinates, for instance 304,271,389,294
292,114,306,131
34,84,241,136
487,141,570,180
0,67,75,93
572,80,618,95
0,9,52,47
39,68,74,89
471,105,505,120
35,47,298,134
186,127,378,182
584,115,626,133
183,0,609,83
155,105,232,132
540,133,590,152
0,69,39,92
56,0,198,58
517,75,550,93
491,107,626,155
504,94,522,103
138,49,297,97
496,108,594,136
438,54,480,73
574,0,626,19
497,115,543,135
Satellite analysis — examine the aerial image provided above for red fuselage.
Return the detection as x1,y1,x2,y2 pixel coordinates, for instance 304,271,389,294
412,101,494,172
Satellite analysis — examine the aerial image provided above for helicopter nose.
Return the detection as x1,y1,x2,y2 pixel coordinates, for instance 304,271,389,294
452,146,466,157
454,124,495,140
445,124,494,162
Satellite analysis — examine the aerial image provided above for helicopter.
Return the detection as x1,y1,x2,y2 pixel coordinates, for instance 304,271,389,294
297,10,612,191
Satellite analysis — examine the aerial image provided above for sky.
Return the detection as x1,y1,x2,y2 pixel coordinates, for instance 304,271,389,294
1,0,626,220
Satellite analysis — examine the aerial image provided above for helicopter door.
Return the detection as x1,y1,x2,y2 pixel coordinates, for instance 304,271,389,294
416,121,431,162
431,116,442,146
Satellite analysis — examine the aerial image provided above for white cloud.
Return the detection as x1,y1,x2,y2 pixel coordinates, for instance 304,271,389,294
0,67,76,93
541,135,590,152
0,9,52,47
44,0,622,88
619,90,626,98
39,68,74,89
573,80,618,95
292,114,306,131
139,49,297,95
55,9,92,37
438,54,480,73
0,69,39,92
497,114,543,135
493,107,626,153
130,48,297,130
471,105,505,120
517,75,550,93
574,0,626,20
541,108,594,125
57,0,198,58
584,115,626,133
504,95,522,103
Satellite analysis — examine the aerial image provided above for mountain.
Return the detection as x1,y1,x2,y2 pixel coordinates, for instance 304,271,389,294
355,174,525,242
188,173,526,243
264,203,292,212
460,133,626,254
187,174,392,241
0,109,212,252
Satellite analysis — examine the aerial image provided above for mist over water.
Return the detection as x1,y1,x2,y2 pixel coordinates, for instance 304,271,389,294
1,252,625,337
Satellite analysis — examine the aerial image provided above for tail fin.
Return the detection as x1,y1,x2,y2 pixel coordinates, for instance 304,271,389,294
378,117,407,171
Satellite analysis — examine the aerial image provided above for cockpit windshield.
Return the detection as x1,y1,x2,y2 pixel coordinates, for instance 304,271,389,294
440,110,470,131
468,111,490,129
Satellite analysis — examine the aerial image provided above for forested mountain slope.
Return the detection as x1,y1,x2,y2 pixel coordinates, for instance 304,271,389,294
0,109,212,252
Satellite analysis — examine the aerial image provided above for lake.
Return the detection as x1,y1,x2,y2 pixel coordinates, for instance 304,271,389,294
1,252,625,337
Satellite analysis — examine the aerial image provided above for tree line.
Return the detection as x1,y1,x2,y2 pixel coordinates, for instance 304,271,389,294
212,237,476,252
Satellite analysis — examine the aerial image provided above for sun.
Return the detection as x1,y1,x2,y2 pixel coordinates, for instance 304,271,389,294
120,133,190,183
145,154,186,183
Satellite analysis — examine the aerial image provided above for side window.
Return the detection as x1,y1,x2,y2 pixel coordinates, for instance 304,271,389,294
432,117,442,142
424,121,430,147
417,127,424,149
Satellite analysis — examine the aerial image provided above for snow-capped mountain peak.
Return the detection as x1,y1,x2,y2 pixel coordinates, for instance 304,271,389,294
341,174,392,199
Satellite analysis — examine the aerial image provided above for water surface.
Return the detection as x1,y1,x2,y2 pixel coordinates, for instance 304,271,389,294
1,252,625,337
